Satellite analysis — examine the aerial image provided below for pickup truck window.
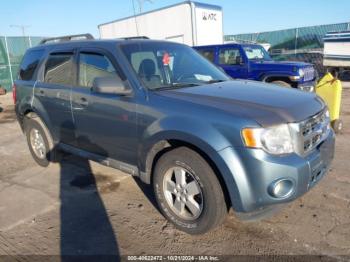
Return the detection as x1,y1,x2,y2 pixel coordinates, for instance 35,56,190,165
121,42,229,90
79,52,118,87
44,53,75,86
243,46,272,61
197,49,215,63
219,48,241,65
19,49,45,81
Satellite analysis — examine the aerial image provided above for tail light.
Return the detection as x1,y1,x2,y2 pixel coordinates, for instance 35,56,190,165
12,84,17,104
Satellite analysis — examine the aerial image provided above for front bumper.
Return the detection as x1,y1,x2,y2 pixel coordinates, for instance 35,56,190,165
297,81,316,92
219,129,335,214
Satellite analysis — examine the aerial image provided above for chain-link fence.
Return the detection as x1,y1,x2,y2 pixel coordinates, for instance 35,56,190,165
225,22,350,76
0,36,44,91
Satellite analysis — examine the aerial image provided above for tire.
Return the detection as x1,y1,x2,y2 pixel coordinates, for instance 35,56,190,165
153,147,228,234
24,114,60,167
271,80,291,88
331,119,343,134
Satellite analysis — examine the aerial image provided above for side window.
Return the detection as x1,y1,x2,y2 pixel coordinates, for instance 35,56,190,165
19,49,45,81
219,48,241,65
79,52,117,87
44,53,75,86
198,49,215,63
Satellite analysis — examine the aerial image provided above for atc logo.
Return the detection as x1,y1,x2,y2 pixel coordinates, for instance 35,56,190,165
202,12,217,21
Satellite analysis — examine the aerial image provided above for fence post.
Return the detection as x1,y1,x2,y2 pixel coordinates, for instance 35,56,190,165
4,36,14,89
294,28,299,55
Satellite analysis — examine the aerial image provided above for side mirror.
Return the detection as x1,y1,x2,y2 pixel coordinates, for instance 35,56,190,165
92,76,132,96
236,56,244,65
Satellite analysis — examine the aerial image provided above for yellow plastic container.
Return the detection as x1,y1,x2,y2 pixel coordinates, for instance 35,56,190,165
316,73,342,123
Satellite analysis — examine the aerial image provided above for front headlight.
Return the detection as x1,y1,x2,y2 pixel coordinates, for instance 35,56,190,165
242,124,294,155
298,68,305,78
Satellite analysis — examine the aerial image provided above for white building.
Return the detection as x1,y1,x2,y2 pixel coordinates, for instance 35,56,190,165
98,1,223,46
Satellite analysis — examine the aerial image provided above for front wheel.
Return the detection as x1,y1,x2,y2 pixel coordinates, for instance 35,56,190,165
153,147,228,234
271,80,291,88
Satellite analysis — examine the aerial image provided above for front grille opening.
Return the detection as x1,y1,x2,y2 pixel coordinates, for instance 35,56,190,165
300,110,329,154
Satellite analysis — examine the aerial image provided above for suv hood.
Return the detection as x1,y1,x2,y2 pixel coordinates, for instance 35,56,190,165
157,80,324,127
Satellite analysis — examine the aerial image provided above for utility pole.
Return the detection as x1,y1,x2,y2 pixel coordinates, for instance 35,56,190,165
10,25,31,37
136,0,153,13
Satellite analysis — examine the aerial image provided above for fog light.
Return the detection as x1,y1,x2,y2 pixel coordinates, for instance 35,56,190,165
268,179,294,198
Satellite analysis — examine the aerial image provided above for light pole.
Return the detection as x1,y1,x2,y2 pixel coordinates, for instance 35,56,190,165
10,25,31,37
136,0,153,13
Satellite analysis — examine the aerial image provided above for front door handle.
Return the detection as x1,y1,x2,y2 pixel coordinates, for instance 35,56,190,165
78,97,88,106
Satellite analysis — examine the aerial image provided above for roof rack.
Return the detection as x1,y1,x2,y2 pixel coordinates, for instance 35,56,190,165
39,34,94,45
119,36,150,40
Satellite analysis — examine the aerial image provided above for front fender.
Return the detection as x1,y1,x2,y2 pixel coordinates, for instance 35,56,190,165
138,116,246,211
259,72,296,82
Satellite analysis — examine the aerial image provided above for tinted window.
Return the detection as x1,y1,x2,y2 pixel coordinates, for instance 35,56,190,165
198,49,215,62
19,49,45,81
219,48,241,65
44,53,75,86
79,52,117,87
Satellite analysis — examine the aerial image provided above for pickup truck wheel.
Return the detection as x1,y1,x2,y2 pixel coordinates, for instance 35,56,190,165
24,115,59,167
271,80,291,88
153,147,228,234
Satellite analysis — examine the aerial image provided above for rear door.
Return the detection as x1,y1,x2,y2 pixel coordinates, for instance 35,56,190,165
71,48,137,164
34,49,76,145
218,46,248,78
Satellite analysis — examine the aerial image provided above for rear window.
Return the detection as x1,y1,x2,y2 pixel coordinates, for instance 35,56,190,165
19,49,45,81
44,53,75,86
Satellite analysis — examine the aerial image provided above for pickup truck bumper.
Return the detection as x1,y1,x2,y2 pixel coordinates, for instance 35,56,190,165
297,80,316,92
218,129,335,215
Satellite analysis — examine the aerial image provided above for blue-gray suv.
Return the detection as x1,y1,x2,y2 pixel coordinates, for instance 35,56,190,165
14,35,335,234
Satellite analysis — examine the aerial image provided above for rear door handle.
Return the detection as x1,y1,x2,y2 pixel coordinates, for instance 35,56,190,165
37,89,45,97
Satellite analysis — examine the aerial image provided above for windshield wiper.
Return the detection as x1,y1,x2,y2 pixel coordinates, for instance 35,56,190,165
205,79,226,84
153,83,200,90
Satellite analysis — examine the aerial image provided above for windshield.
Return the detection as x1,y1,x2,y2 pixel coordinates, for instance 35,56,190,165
121,42,229,90
243,45,272,61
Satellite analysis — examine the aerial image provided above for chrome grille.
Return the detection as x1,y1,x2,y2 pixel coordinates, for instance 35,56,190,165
290,109,330,156
303,67,315,82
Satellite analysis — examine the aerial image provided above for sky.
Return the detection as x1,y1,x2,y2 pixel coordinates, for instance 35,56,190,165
1,0,349,38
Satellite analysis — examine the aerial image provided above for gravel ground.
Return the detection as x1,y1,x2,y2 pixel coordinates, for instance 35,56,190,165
0,87,349,260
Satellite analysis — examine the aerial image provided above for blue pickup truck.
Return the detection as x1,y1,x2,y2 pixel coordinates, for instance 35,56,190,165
195,43,317,92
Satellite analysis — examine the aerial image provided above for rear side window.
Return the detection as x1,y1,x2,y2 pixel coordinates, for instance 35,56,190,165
19,49,45,81
44,53,75,86
79,52,117,87
198,49,215,63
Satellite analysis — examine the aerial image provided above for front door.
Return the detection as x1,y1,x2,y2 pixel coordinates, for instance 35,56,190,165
218,47,248,79
71,48,137,165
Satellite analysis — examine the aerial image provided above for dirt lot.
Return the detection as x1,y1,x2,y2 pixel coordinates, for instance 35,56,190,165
0,87,349,260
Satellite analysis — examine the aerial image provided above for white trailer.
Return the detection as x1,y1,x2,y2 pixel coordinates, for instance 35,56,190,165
98,1,223,46
323,31,350,75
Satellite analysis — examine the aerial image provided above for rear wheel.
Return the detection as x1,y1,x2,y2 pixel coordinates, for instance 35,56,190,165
153,147,228,234
24,114,60,167
271,80,291,88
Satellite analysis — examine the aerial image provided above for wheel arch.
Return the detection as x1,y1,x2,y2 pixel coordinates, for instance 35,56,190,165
139,134,242,210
